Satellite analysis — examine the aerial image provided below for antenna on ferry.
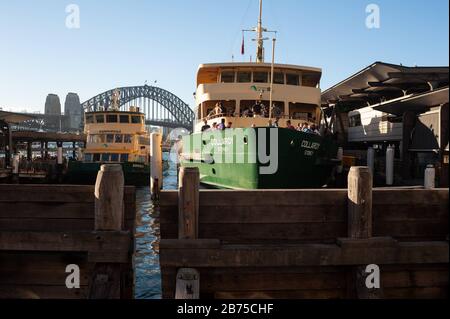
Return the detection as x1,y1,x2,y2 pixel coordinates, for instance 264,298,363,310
242,0,277,63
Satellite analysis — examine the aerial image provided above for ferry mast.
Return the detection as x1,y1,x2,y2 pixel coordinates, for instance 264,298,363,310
256,0,265,63
243,0,276,63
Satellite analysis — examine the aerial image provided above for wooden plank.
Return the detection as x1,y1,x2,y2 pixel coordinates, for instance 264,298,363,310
382,269,449,288
159,189,448,207
0,185,134,203
196,223,346,241
0,203,135,221
161,189,349,207
0,262,93,286
0,231,130,260
383,287,448,299
373,205,448,221
0,202,95,219
0,218,95,232
373,221,448,240
0,285,89,299
178,270,347,292
160,242,449,268
160,239,221,249
160,223,346,243
0,185,95,203
161,205,347,224
214,289,346,299
372,189,449,205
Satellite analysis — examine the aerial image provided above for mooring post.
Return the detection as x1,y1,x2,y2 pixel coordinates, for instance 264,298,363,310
424,164,436,189
348,167,372,239
11,153,20,184
56,142,63,183
347,167,383,299
175,166,200,299
150,132,163,201
89,164,124,299
386,145,395,186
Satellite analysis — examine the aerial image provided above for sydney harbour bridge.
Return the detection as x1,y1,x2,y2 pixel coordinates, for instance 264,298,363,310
10,85,196,132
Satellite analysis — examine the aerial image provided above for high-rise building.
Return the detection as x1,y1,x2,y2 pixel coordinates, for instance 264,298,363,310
44,94,61,115
64,93,82,130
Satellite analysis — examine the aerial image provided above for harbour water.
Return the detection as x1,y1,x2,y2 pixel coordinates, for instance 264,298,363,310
134,152,178,299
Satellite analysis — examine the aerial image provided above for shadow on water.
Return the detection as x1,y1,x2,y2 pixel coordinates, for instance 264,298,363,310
134,152,177,299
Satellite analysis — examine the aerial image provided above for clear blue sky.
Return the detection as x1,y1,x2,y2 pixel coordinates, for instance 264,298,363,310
1,0,448,113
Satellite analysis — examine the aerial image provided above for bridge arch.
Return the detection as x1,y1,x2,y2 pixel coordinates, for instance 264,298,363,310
81,85,195,130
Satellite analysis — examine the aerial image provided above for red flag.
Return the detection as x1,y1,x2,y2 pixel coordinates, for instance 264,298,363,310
241,34,245,55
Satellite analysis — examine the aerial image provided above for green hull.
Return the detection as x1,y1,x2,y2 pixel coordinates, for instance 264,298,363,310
66,161,150,186
181,127,338,189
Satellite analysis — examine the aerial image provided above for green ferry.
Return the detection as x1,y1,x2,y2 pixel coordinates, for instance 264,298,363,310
180,2,338,189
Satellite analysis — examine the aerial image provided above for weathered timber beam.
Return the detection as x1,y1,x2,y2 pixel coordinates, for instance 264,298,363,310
89,164,126,299
159,241,449,268
0,231,130,263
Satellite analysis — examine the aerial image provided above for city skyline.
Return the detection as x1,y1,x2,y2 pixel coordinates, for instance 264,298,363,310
1,0,449,113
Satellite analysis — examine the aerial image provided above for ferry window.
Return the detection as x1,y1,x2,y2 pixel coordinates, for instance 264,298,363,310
253,71,268,83
292,112,309,120
93,154,101,162
349,114,362,127
120,115,129,123
237,71,251,83
95,115,105,123
101,154,109,162
106,134,114,143
221,71,235,83
90,135,105,144
286,73,300,86
123,135,132,143
106,115,118,123
115,134,123,143
273,72,285,84
131,116,141,124
120,154,129,162
110,154,119,162
139,137,150,145
84,154,93,162
85,115,94,124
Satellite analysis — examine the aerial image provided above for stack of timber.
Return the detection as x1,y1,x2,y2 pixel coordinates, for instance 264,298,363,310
159,167,449,299
0,165,136,299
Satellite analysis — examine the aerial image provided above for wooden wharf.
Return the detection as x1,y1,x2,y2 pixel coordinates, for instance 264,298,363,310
0,165,136,299
159,167,449,299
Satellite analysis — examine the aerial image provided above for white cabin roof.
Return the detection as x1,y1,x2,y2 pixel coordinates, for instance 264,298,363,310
197,62,322,74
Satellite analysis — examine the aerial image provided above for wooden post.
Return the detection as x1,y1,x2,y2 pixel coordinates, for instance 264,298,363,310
347,167,383,299
348,167,372,239
176,167,200,299
150,132,163,201
178,167,199,239
89,164,124,299
94,164,124,231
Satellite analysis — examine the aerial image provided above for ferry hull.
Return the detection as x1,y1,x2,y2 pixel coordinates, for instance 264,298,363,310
181,128,338,189
66,161,150,186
